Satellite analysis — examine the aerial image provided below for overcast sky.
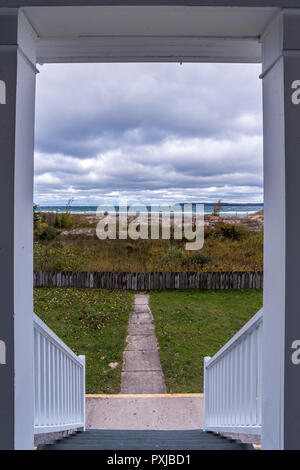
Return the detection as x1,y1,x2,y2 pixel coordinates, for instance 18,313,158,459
34,62,263,206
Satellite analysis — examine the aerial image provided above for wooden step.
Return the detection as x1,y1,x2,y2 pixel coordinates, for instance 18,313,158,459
38,429,253,450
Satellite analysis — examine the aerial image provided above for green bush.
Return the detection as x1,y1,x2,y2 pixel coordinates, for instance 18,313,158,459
163,247,184,263
34,243,83,271
183,252,212,268
216,224,245,241
125,242,136,254
34,220,58,241
38,225,57,241
33,205,40,224
54,212,75,229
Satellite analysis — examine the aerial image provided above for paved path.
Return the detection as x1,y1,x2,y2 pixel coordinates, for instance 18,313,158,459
86,394,203,430
84,295,203,435
120,294,167,394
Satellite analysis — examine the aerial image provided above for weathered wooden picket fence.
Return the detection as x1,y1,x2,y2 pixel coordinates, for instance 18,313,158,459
34,271,263,290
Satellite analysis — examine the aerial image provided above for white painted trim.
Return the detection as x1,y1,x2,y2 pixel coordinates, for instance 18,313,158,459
0,79,5,104
33,313,83,365
12,11,37,447
18,9,38,66
205,308,263,368
205,425,261,435
203,356,211,431
204,309,263,436
79,356,86,431
34,423,84,434
259,8,282,44
36,36,261,64
260,12,286,449
33,318,85,436
0,340,6,365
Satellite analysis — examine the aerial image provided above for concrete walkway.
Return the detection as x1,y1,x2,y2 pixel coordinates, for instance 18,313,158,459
84,295,203,432
121,294,167,394
86,394,203,430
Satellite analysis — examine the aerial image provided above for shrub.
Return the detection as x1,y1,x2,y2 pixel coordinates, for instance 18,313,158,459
38,225,57,241
183,252,212,268
126,242,136,254
216,223,245,241
40,213,47,223
213,200,222,216
163,247,184,263
33,204,40,224
34,220,57,241
54,212,75,229
34,243,83,271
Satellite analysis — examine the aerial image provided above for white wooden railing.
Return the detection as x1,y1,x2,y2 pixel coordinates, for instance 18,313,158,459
203,308,263,435
33,314,85,434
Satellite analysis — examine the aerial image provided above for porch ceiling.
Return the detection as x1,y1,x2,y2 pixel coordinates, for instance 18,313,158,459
20,6,279,63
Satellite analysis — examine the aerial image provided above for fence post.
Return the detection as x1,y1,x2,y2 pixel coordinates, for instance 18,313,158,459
203,356,211,431
79,355,86,431
33,271,264,290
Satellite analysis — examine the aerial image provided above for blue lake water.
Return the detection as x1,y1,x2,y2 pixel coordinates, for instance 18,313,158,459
38,203,263,218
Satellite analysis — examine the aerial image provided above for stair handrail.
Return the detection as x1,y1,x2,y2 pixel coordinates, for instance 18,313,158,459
204,308,263,435
33,313,86,435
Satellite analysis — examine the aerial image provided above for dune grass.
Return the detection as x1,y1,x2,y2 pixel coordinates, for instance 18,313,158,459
34,288,133,393
150,289,263,393
34,211,263,273
34,230,263,273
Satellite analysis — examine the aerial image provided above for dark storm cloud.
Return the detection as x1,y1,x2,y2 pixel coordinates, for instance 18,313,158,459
34,62,263,204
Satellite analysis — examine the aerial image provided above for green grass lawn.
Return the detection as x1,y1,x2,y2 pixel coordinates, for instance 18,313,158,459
34,288,263,395
34,288,133,394
150,289,263,393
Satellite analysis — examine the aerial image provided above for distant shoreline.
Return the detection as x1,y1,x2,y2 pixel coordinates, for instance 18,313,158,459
36,203,264,218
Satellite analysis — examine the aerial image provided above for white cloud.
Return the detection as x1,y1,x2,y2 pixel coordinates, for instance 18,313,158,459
34,62,263,205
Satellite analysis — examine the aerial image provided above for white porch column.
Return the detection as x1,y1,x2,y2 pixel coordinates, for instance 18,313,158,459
0,9,37,449
261,9,300,450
